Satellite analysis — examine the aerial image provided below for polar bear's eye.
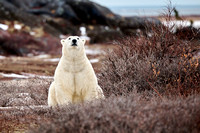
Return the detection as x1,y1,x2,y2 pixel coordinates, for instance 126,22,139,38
77,38,79,40
68,38,71,40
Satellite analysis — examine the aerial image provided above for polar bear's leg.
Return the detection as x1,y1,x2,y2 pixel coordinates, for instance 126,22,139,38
84,86,105,102
48,82,57,106
96,85,105,99
83,91,96,102
56,93,72,105
56,87,72,105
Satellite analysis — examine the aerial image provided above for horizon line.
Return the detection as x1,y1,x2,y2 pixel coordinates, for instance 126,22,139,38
106,5,200,7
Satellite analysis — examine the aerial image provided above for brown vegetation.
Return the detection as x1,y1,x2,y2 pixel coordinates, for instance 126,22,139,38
0,5,200,133
0,79,51,107
1,93,199,133
31,95,200,133
0,56,57,77
99,21,200,97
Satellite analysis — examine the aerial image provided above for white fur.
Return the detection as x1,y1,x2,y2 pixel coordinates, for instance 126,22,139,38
48,36,104,106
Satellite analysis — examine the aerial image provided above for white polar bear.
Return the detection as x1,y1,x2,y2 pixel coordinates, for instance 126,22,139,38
48,36,104,106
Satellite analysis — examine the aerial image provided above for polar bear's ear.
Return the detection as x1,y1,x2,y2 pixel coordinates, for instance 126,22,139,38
82,38,86,45
60,39,65,45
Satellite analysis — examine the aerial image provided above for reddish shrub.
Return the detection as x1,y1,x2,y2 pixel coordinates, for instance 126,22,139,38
28,94,200,133
98,22,200,97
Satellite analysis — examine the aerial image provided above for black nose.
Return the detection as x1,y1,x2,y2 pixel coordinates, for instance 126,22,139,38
72,39,77,43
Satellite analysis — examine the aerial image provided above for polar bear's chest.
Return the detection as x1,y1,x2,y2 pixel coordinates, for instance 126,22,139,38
58,70,96,95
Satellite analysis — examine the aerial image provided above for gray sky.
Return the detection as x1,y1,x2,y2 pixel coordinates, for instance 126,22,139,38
91,0,200,6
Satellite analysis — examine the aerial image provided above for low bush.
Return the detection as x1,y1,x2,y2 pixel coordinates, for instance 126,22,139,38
1,4,200,133
29,94,200,133
99,20,200,97
0,78,51,107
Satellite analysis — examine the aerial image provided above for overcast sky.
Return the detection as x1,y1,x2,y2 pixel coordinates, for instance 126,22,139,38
91,0,200,6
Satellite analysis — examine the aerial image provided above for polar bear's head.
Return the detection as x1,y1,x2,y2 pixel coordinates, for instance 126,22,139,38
61,36,86,50
60,36,86,58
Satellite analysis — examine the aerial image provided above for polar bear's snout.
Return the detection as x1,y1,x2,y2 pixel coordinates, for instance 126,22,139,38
72,39,77,46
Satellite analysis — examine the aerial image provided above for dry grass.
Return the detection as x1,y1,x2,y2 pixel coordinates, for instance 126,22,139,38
0,56,57,77
0,78,51,107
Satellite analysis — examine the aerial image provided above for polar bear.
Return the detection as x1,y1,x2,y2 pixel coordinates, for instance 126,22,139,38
48,36,104,106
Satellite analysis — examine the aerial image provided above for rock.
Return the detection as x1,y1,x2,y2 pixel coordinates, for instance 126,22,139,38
54,4,79,23
3,0,160,29
119,17,161,35
0,30,37,56
6,0,32,10
122,17,161,29
45,17,80,35
0,29,61,56
26,2,80,24
121,29,142,36
66,0,117,25
87,26,123,43
0,0,61,36
89,30,123,44
24,0,118,26
1,0,161,43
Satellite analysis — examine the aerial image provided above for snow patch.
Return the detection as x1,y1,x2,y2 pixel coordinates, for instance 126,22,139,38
162,20,200,32
30,31,36,36
59,34,68,39
193,21,200,28
0,23,8,30
80,27,86,36
14,24,22,30
27,53,34,57
21,73,53,79
85,47,102,55
0,73,28,79
0,55,6,59
80,35,90,41
0,72,53,79
80,26,90,41
90,58,99,63
44,58,60,62
34,54,50,59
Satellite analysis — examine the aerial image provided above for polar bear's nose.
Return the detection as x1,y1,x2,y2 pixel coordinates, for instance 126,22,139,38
72,39,77,44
